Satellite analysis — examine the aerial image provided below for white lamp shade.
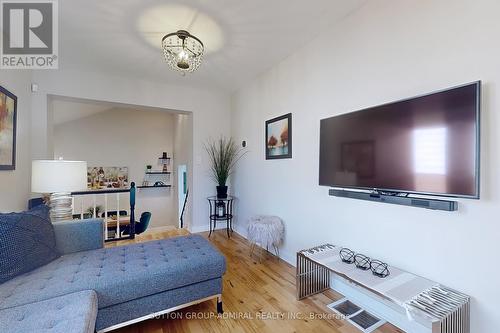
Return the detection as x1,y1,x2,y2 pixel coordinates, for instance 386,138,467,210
32,160,88,193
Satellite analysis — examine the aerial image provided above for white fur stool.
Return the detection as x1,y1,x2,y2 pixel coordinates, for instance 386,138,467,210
247,215,284,258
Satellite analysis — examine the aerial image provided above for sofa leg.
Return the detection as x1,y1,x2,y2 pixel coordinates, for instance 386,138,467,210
217,297,223,314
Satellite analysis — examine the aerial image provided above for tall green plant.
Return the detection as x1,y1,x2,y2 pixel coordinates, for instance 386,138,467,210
205,137,245,186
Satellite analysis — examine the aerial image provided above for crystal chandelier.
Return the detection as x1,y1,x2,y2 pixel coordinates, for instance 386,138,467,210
162,30,204,73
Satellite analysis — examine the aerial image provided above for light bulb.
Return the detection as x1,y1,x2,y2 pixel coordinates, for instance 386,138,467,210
178,50,188,61
176,49,190,70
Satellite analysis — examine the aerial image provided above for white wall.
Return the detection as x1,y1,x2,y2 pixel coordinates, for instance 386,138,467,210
53,107,179,229
173,113,194,228
31,68,231,231
231,1,500,332
0,71,32,211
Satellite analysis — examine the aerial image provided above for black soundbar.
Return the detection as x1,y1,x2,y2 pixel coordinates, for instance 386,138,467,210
328,189,458,211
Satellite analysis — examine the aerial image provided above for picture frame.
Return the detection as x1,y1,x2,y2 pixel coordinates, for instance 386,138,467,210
87,166,129,190
0,86,17,170
265,113,292,160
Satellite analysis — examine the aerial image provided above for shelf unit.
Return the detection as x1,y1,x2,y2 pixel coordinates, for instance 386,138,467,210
141,152,172,189
137,185,172,189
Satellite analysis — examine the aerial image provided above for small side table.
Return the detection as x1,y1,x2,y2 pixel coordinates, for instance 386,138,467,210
207,196,234,238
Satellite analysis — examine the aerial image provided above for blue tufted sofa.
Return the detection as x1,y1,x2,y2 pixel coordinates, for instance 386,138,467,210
0,219,226,332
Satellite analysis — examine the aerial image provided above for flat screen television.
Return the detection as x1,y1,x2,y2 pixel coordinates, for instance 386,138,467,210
319,82,480,198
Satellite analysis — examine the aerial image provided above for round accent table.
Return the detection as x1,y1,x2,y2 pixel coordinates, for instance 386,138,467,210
247,215,284,259
207,196,234,238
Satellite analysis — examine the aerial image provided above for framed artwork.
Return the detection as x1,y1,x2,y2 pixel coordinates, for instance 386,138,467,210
87,167,129,190
341,141,375,178
266,113,292,159
0,86,17,170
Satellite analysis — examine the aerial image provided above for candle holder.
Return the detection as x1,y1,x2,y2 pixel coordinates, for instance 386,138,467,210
370,260,390,278
339,248,355,264
354,254,371,270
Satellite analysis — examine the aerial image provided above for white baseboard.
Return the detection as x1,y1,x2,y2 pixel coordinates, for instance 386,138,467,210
145,225,177,233
190,223,295,265
123,226,177,238
232,224,296,265
190,223,229,234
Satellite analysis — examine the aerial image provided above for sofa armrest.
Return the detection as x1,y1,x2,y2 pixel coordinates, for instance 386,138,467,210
53,219,104,255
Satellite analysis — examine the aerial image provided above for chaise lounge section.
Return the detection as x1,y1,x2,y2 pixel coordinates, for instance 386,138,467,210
0,218,226,332
0,290,98,333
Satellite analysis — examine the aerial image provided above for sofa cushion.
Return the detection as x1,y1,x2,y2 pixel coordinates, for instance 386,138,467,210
0,205,60,284
0,235,226,310
0,290,97,333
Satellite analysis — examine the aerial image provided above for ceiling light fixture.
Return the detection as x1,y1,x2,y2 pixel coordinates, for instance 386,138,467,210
162,30,204,73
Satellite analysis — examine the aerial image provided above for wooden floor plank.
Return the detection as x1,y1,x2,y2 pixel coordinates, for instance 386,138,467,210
108,229,404,333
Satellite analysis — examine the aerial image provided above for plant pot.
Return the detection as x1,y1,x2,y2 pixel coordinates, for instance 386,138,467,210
216,185,228,198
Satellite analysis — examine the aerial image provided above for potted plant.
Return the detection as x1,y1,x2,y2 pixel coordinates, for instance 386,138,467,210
85,205,103,219
205,137,245,198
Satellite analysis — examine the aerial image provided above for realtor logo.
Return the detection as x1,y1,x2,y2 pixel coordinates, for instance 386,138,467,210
1,0,58,69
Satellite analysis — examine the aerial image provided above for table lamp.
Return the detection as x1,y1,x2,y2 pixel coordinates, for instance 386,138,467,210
32,159,87,222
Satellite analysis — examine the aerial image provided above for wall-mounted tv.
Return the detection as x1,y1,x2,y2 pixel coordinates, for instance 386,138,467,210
319,82,480,199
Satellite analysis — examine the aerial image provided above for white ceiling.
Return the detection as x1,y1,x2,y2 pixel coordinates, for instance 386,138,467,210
51,99,112,125
51,96,183,125
59,0,366,91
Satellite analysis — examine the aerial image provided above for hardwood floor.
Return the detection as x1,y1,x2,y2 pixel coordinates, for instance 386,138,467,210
108,229,404,333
